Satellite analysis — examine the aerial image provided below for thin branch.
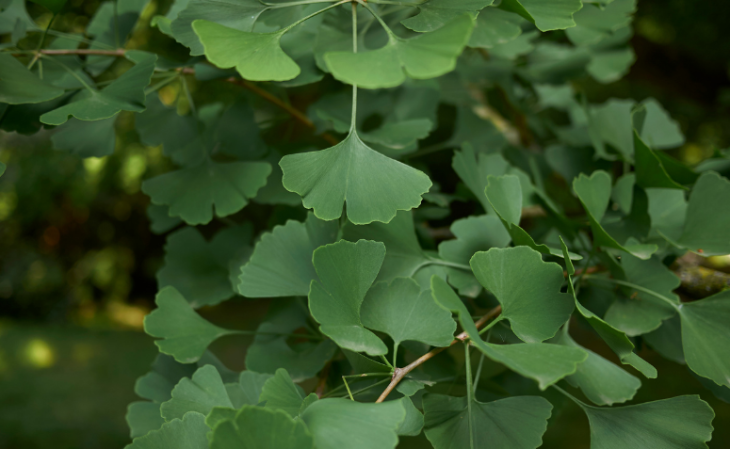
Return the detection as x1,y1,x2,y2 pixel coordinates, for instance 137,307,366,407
375,305,503,403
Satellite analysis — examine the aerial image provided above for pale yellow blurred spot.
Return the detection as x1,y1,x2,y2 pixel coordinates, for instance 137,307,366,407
107,301,148,329
24,339,55,369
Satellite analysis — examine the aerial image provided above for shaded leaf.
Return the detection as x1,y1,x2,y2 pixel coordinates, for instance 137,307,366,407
124,412,209,449
51,116,116,158
680,291,730,388
0,54,64,104
126,401,165,439
677,172,730,256
401,0,494,33
438,215,511,265
634,130,685,190
499,0,583,31
259,368,306,417
161,365,233,421
469,7,524,48
209,405,314,449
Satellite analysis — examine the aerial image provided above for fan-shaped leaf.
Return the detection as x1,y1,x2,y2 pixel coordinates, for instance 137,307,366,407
124,412,209,449
677,172,730,256
259,368,307,417
499,0,583,31
0,54,64,104
438,215,511,265
401,0,494,32
209,405,314,449
161,365,234,421
469,7,524,48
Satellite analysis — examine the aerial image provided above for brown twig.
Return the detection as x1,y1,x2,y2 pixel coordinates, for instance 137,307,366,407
375,305,503,403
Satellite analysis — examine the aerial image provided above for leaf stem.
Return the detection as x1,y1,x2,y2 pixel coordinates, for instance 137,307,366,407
350,0,358,133
464,343,475,448
40,55,96,93
426,257,472,271
375,305,502,403
28,12,58,70
265,0,339,8
368,0,425,5
478,315,503,335
473,352,485,395
584,276,680,310
356,0,397,39
379,354,394,369
144,72,180,96
282,0,350,33
343,376,355,400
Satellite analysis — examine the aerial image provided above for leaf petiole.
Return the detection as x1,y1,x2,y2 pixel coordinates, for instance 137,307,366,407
584,275,681,310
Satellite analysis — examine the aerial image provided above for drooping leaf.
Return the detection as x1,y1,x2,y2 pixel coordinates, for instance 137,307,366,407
573,171,657,259
238,213,338,297
431,276,587,389
469,7,524,48
259,368,307,417
280,132,432,224
51,117,116,158
40,52,156,125
124,412,209,449
566,393,715,449
423,394,552,449
141,159,271,226
161,365,234,421
308,240,388,355
209,405,314,449
299,398,406,449
0,54,65,105
144,287,236,363
499,0,583,31
361,277,456,351
634,130,686,190
193,20,300,81
676,172,730,256
245,300,336,381
171,0,268,55
401,0,494,32
158,226,252,308
325,14,474,89
470,246,574,342
679,291,730,388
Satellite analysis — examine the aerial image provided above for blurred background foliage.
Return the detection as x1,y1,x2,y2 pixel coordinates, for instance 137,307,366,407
1,0,730,447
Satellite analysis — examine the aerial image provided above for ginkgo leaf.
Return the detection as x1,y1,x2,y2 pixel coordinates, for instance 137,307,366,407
343,210,430,281
245,300,336,381
170,0,268,55
158,226,252,308
40,52,156,125
280,132,432,225
555,331,641,406
259,368,307,417
238,213,338,298
209,405,314,449
452,144,510,212
141,159,271,226
193,20,300,82
124,412,209,449
325,14,474,89
431,276,587,389
469,7,524,48
679,291,730,388
566,0,636,46
499,0,583,31
573,171,657,259
470,247,574,343
51,116,116,158
361,277,456,351
676,172,730,256
563,392,715,449
0,54,64,104
485,174,582,260
634,130,686,190
634,97,685,150
299,398,406,449
438,215,511,265
161,365,234,421
126,401,165,438
401,0,494,32
308,240,388,355
423,394,552,449
144,287,236,363
397,396,424,436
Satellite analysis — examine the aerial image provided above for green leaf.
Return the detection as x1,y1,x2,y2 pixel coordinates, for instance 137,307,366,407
309,240,388,355
299,398,406,449
158,226,252,308
431,276,587,389
170,0,268,56
401,0,494,33
28,0,66,12
634,97,685,150
0,162,5,177
259,368,307,417
423,394,552,449
238,213,338,297
141,159,271,226
566,0,636,46
51,116,116,158
555,332,641,405
573,171,657,259
209,405,314,449
193,20,300,82
588,98,634,160
452,144,509,212
634,130,686,190
438,215,511,265
679,291,730,388
40,52,156,125
144,287,236,363
245,300,336,381
0,54,64,105
280,132,432,225
361,277,456,350
325,14,474,89
126,402,165,438
677,172,730,256
567,393,715,449
343,210,429,282
225,371,273,409
161,365,233,421
469,7,524,48
499,0,583,31
470,247,574,343
124,412,209,449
